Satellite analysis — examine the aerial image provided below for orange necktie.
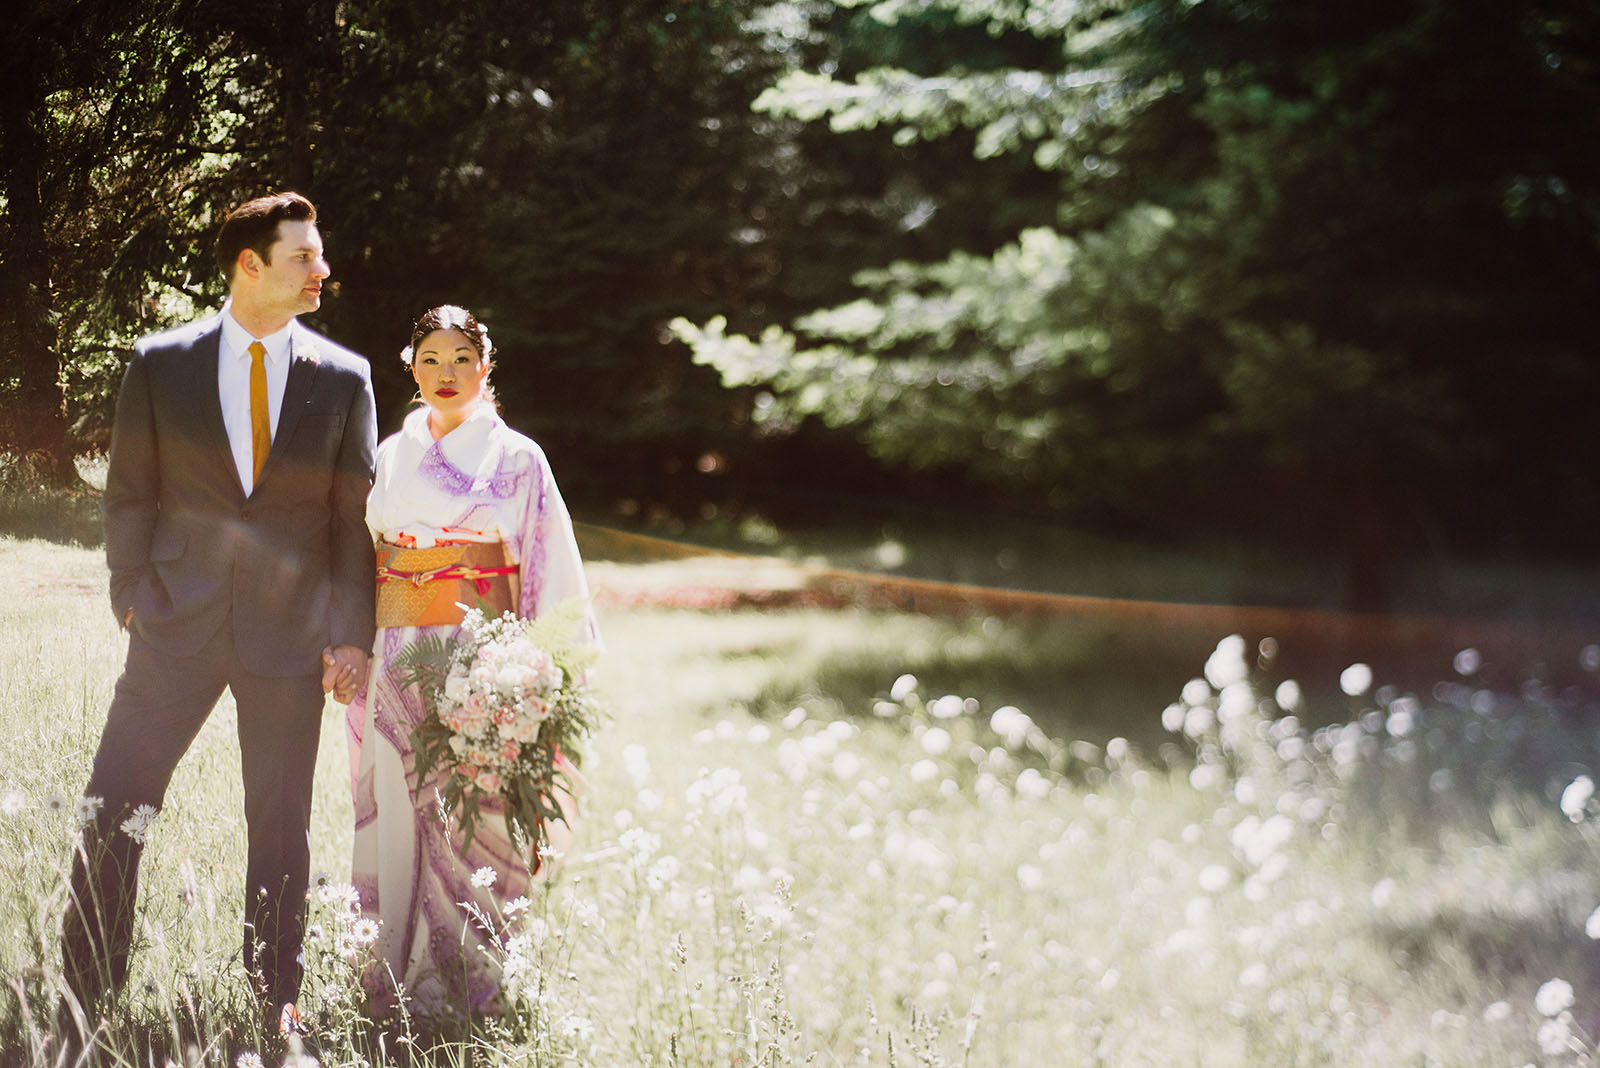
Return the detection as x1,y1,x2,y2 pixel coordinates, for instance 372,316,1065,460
248,341,271,485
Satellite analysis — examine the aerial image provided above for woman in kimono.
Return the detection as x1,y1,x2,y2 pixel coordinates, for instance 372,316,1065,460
345,304,598,1015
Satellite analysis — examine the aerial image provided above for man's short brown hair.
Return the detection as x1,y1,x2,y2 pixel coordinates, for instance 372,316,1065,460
215,192,317,283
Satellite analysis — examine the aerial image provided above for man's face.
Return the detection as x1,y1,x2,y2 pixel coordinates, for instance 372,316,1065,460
253,220,329,320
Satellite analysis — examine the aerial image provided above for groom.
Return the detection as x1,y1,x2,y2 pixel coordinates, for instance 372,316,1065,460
60,192,377,1039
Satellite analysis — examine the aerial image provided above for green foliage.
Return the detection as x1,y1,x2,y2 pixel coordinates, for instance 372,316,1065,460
0,0,251,466
683,0,1600,568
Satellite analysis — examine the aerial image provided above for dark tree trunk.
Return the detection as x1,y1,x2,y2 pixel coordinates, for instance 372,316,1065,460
276,0,340,192
0,78,77,485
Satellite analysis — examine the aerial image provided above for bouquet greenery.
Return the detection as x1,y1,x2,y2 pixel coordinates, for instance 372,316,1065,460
391,598,601,854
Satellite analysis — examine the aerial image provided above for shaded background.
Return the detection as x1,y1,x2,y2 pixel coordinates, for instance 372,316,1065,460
3,0,1598,617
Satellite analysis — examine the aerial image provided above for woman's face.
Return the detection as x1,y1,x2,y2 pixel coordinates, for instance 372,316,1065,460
412,328,489,425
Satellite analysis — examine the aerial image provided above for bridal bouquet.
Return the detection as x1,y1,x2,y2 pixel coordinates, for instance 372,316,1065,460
392,599,601,854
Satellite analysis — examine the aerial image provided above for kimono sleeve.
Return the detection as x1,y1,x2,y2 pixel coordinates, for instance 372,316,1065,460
516,446,601,649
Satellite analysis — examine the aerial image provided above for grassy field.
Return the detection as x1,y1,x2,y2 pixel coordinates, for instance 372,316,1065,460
3,532,1600,1066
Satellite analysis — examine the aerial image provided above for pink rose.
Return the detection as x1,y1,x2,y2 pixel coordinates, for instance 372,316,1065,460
477,770,500,792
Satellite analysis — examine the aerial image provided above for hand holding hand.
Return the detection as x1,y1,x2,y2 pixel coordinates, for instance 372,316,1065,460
321,644,369,704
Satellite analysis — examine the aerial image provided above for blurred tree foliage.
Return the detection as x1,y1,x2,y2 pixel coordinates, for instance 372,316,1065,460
0,0,246,476
6,0,1598,599
678,0,1600,597
2,0,813,515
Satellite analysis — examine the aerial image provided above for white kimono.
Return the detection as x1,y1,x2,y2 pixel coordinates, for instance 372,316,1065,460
345,403,596,1014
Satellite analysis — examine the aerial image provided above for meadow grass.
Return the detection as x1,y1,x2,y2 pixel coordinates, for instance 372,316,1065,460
3,535,1600,1066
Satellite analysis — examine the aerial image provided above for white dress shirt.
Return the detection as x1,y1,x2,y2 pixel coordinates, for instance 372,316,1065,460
218,308,294,496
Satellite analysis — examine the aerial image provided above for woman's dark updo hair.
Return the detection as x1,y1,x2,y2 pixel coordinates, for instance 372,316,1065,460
401,304,494,366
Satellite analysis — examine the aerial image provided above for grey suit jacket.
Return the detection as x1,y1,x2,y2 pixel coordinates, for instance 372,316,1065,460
103,313,378,676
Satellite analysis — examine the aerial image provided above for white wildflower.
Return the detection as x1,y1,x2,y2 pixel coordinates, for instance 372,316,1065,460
1535,978,1575,1017
317,882,361,912
1386,698,1417,737
1198,864,1231,893
1561,777,1594,822
1181,678,1212,706
1183,704,1215,738
1339,663,1373,697
686,767,747,816
1538,1014,1575,1055
1238,962,1270,987
1204,635,1249,689
646,855,682,891
120,803,158,843
1015,767,1051,800
74,795,104,827
890,674,918,702
619,827,661,862
471,866,498,889
990,705,1033,748
1161,702,1186,732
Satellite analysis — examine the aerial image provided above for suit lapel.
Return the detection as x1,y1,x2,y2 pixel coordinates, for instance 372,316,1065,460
189,318,244,499
260,322,322,488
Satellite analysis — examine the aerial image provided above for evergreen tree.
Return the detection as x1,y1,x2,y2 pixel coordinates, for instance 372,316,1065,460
677,0,1600,589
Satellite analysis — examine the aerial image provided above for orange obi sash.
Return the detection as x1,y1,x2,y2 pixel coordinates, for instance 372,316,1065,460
375,539,517,628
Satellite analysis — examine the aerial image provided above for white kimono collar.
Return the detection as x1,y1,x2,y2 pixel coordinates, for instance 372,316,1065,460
401,401,502,461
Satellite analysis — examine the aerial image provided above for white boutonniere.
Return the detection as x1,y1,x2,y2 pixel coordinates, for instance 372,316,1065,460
298,341,323,365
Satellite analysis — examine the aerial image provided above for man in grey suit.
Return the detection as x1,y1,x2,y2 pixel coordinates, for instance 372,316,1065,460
59,192,377,1044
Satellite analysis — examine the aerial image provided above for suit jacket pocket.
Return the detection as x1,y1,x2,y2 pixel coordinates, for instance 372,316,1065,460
293,412,346,441
150,530,188,562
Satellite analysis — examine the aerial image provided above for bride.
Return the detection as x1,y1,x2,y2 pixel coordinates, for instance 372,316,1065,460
344,304,598,1015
